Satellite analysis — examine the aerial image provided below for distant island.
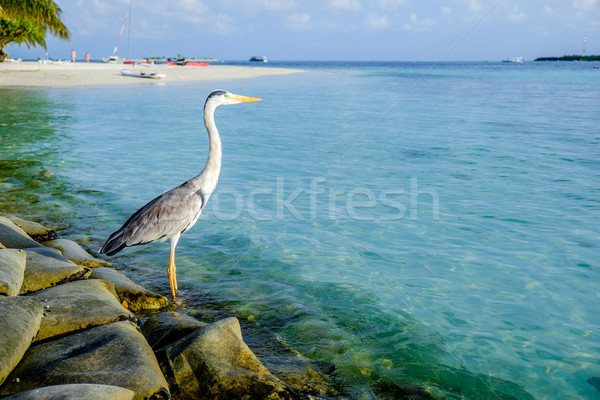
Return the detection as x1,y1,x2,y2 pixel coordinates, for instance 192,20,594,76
535,55,600,61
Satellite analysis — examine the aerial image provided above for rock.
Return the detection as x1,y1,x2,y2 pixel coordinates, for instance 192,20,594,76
42,238,112,267
20,247,91,294
142,311,207,350
90,267,168,312
0,297,43,386
0,217,42,249
0,321,170,400
2,384,134,400
0,249,26,296
157,317,289,400
5,216,57,242
27,279,135,342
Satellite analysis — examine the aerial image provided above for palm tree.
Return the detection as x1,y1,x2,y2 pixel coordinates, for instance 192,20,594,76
0,0,70,61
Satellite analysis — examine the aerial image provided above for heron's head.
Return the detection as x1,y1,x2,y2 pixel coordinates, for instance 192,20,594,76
207,89,262,107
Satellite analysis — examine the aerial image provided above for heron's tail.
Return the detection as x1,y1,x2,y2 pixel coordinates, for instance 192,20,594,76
99,228,129,256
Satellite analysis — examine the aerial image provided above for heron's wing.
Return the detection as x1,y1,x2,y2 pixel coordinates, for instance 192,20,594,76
100,187,205,255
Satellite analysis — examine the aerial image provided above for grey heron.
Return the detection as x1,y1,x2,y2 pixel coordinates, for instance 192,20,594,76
99,89,261,300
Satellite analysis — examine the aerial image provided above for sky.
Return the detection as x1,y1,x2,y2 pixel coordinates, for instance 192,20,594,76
6,0,600,61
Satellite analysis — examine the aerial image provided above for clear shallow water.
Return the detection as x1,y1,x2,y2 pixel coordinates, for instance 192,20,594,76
1,62,600,399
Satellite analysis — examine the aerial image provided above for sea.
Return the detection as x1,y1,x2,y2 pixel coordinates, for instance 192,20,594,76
1,61,599,399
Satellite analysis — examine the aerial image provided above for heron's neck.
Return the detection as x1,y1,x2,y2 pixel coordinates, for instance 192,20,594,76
196,103,222,192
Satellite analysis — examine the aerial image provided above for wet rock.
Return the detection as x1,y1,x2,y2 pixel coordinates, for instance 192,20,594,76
142,311,207,350
156,316,289,400
0,297,43,386
42,238,112,267
90,267,168,312
0,249,26,296
0,321,170,400
6,216,57,242
2,383,134,400
0,217,42,249
27,279,134,342
20,247,91,294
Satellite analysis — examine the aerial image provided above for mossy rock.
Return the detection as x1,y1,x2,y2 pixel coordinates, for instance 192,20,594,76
0,248,26,296
0,297,43,386
141,311,207,350
90,267,168,312
5,216,57,242
0,321,170,400
0,217,43,249
1,384,134,400
27,279,135,342
20,247,91,294
42,239,112,267
157,317,289,399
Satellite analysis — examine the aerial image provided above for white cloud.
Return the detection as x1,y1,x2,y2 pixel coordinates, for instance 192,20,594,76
285,13,311,29
573,0,599,10
219,0,296,14
463,0,483,11
506,7,527,22
378,0,407,9
330,0,361,11
441,7,452,15
364,13,389,29
401,13,436,31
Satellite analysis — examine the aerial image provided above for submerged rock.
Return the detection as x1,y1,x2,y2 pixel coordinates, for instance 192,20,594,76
0,217,42,249
20,247,91,294
90,267,168,312
0,297,43,386
141,311,207,350
1,383,134,400
6,216,57,242
0,321,170,400
42,238,112,267
0,248,26,296
27,279,135,342
157,316,289,400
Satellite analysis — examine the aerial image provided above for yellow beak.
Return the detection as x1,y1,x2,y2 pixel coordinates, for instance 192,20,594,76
231,94,262,102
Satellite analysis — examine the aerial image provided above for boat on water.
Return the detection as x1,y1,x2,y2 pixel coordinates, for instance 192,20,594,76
249,56,267,62
120,69,166,79
503,57,524,63
165,59,209,66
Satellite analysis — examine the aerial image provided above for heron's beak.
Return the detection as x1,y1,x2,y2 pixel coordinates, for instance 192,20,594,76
231,94,262,102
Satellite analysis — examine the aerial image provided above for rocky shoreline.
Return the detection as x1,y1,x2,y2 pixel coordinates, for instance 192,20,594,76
0,215,339,400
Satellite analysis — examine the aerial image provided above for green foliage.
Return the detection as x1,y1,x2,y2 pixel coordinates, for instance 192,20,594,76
0,0,70,61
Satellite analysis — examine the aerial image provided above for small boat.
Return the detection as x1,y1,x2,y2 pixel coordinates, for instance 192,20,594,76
165,59,209,66
123,60,154,65
249,56,267,62
503,57,524,63
121,69,166,79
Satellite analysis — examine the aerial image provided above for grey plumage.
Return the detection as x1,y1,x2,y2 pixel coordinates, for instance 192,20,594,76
99,89,261,300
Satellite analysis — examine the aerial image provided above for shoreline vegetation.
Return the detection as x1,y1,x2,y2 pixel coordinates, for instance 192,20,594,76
534,54,600,61
0,61,303,87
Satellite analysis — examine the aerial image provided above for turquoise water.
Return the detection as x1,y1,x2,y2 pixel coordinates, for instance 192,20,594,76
1,62,599,399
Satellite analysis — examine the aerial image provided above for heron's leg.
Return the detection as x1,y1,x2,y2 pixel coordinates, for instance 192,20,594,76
168,233,181,300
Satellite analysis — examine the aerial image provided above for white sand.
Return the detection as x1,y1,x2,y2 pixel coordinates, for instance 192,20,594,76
0,61,303,87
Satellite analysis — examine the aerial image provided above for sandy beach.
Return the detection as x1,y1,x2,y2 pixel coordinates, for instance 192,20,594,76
0,61,303,87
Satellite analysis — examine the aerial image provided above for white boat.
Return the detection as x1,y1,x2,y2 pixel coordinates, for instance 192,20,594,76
121,69,166,79
503,57,524,63
249,56,267,62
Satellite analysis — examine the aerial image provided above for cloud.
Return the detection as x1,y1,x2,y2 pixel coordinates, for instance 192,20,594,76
463,0,483,11
330,0,361,11
401,13,436,31
506,7,527,22
573,0,599,10
364,13,389,29
285,12,311,29
378,0,407,9
441,7,452,15
219,0,296,14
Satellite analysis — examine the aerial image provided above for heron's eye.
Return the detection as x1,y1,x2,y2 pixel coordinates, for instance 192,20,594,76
224,94,231,99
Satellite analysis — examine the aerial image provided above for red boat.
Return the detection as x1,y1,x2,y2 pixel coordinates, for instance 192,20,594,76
166,60,209,66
